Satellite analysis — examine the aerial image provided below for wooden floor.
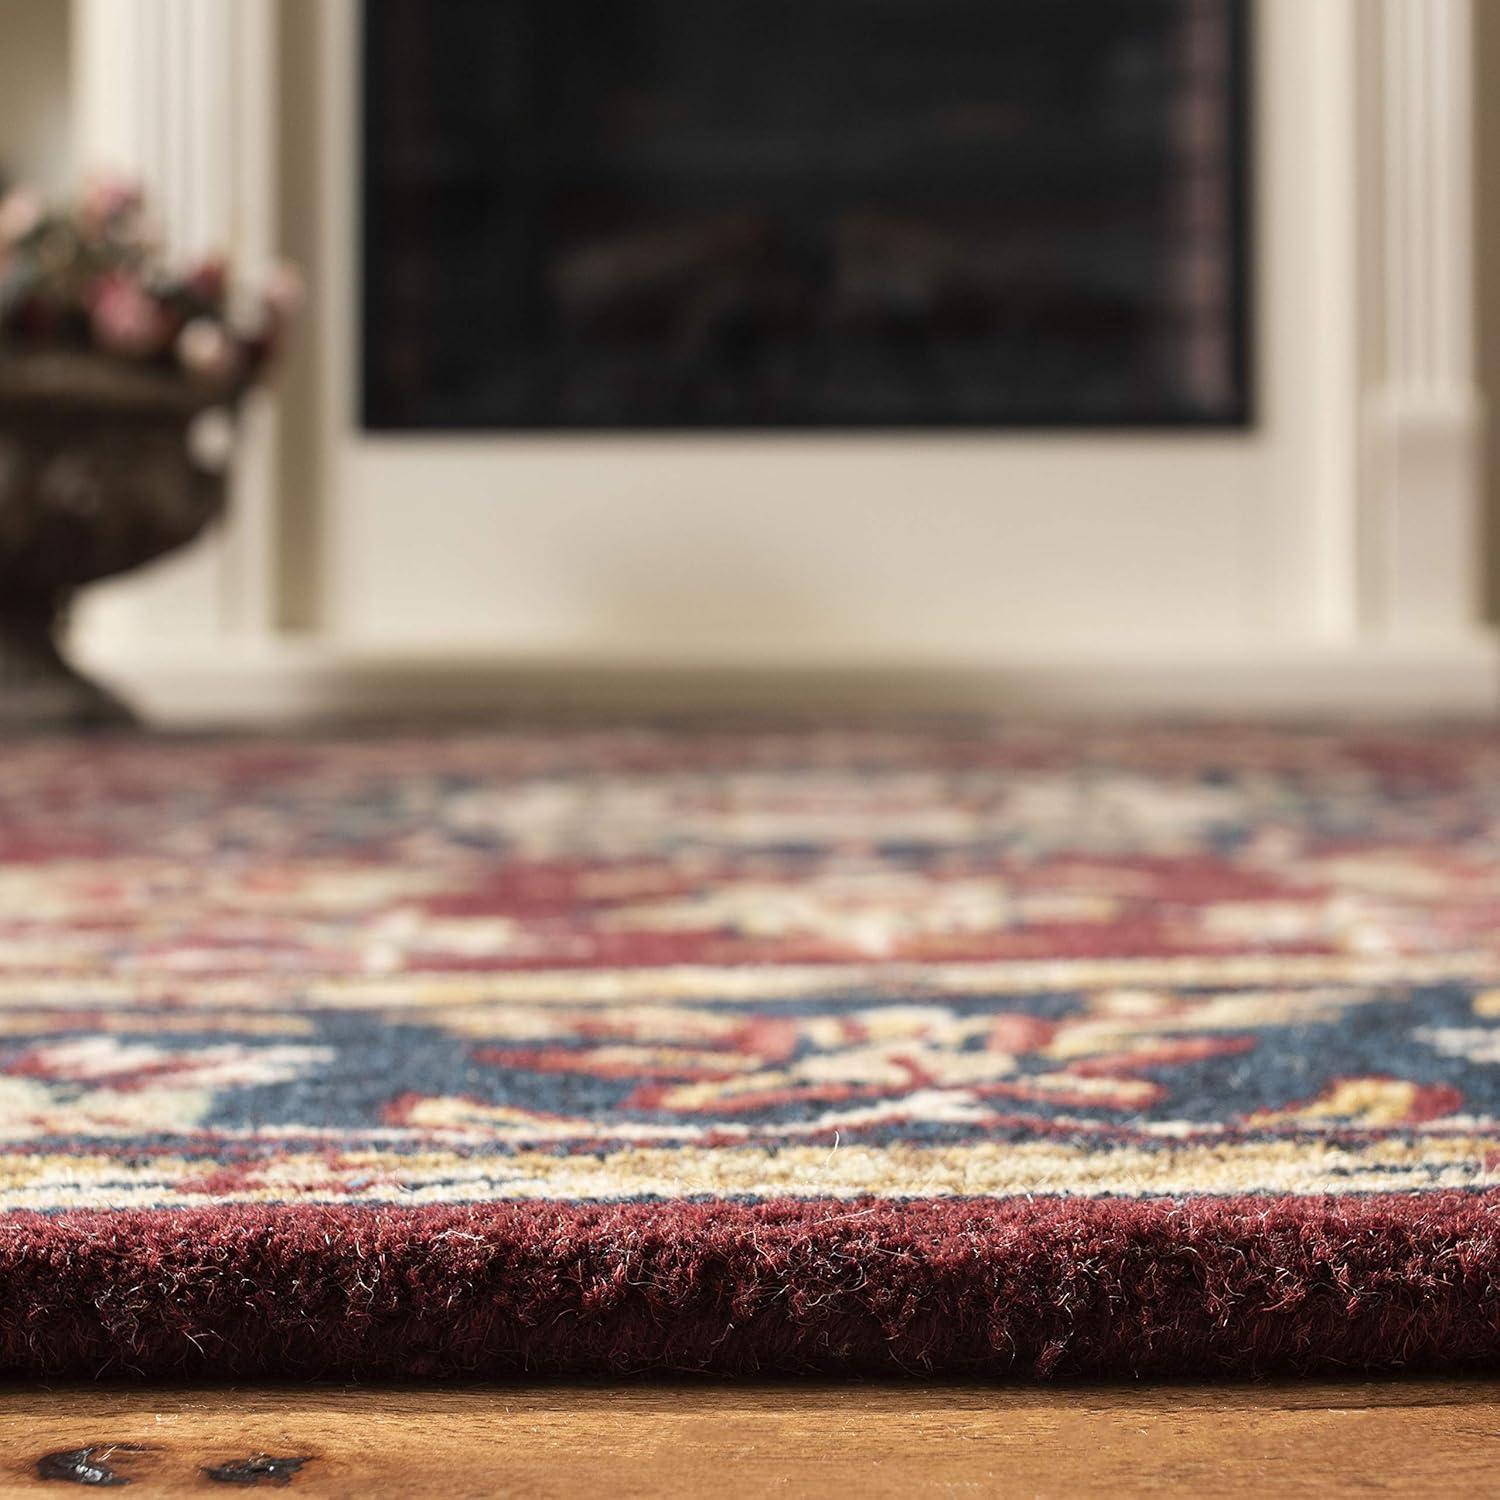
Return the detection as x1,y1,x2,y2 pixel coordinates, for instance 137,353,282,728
0,1381,1496,1497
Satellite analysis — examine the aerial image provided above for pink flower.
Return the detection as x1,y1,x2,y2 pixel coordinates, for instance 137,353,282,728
90,272,171,357
263,261,305,322
77,174,144,237
0,188,43,246
176,316,241,383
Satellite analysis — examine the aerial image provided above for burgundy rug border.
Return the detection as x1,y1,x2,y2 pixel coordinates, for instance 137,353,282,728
3,1189,1500,1380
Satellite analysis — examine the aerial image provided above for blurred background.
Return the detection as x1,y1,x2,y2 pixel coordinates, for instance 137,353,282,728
0,0,1495,724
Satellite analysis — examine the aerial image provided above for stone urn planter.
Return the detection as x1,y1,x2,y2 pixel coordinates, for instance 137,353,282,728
0,354,238,728
0,177,296,730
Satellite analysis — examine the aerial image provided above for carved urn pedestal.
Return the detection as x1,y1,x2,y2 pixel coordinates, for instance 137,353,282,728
0,356,235,730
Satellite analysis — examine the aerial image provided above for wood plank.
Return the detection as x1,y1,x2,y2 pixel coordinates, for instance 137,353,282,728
0,1381,1497,1498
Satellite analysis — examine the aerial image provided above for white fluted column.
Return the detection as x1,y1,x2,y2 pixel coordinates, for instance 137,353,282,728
1362,0,1485,638
69,0,280,647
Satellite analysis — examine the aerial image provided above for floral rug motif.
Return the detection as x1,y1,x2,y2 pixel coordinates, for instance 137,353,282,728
4,724,1500,1378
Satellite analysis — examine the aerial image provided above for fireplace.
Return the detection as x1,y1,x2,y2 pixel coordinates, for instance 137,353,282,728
361,0,1249,430
60,0,1489,716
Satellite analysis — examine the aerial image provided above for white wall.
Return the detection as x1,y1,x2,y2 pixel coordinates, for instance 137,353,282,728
1480,0,1500,622
0,0,71,192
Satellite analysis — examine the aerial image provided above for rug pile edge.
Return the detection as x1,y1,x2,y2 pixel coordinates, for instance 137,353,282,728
5,1190,1498,1380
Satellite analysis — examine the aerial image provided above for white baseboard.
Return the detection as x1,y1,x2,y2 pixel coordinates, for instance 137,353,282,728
71,635,1500,727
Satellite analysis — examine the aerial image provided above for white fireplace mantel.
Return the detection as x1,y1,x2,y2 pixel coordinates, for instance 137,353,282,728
67,0,1497,722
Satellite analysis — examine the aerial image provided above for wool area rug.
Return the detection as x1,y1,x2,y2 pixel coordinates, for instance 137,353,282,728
3,723,1500,1380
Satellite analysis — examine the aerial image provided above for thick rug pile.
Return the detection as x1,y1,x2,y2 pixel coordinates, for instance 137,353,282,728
3,723,1500,1378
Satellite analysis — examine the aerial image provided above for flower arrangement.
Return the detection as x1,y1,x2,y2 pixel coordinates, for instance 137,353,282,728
0,177,300,392
0,179,302,728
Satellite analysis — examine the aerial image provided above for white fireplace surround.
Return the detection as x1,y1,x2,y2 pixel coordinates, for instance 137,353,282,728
67,0,1496,721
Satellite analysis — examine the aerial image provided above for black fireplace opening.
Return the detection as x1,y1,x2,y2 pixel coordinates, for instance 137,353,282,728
361,0,1250,431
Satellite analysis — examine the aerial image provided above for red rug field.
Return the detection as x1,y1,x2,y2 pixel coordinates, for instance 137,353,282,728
2,723,1499,1377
